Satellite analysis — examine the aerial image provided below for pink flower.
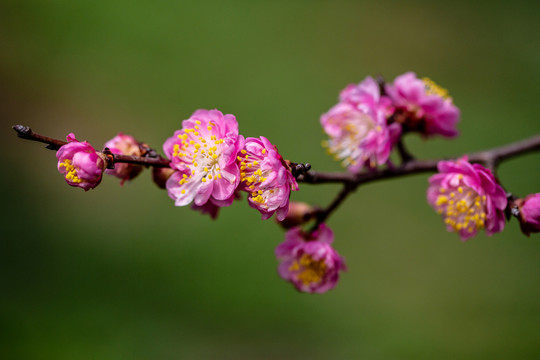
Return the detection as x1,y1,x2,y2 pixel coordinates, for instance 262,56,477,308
427,157,507,241
104,133,143,185
321,76,400,172
56,133,106,191
516,193,540,236
340,76,392,114
238,136,298,221
385,72,460,137
275,224,346,293
163,109,244,207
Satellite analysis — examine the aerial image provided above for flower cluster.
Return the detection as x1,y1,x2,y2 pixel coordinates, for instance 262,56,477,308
321,72,460,173
162,109,298,221
43,70,539,295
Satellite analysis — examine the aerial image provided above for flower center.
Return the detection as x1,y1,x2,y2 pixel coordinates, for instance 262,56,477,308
289,253,327,286
250,188,276,207
434,185,487,233
422,77,451,99
239,148,269,192
59,159,83,183
172,121,225,185
323,111,378,167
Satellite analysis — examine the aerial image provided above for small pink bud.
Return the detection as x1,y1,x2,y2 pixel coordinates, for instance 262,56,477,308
56,133,106,191
516,194,540,236
275,224,346,294
104,133,143,185
277,201,315,229
152,167,175,189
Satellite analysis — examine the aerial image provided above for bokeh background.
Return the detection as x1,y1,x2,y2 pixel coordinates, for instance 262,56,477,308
2,1,540,359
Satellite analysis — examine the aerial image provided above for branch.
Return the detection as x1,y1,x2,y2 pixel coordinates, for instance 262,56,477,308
11,125,540,230
13,125,67,150
299,134,540,186
12,125,171,168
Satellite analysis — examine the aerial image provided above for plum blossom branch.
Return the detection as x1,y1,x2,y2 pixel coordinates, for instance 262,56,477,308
12,124,540,221
302,133,540,229
12,69,540,295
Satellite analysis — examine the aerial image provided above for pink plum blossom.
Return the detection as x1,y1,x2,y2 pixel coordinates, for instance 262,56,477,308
385,72,460,137
275,224,346,293
104,133,143,185
238,136,298,221
516,193,540,236
163,109,244,207
321,76,400,173
427,157,507,241
56,133,106,191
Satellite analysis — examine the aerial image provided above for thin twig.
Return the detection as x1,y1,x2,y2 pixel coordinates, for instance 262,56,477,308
12,125,171,168
299,134,540,186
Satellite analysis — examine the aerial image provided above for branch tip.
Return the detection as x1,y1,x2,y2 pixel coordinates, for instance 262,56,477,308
12,125,31,138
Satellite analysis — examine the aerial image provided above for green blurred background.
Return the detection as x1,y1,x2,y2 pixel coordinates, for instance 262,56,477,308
1,1,540,359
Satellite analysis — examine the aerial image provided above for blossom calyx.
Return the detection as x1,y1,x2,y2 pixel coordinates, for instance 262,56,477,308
56,133,106,191
277,201,316,229
152,167,175,189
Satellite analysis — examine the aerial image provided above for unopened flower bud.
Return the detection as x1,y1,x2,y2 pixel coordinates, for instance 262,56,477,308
104,133,143,185
516,193,540,236
56,133,105,191
152,167,175,189
277,201,315,229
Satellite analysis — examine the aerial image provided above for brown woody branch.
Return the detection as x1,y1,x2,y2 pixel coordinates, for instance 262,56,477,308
12,125,540,230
